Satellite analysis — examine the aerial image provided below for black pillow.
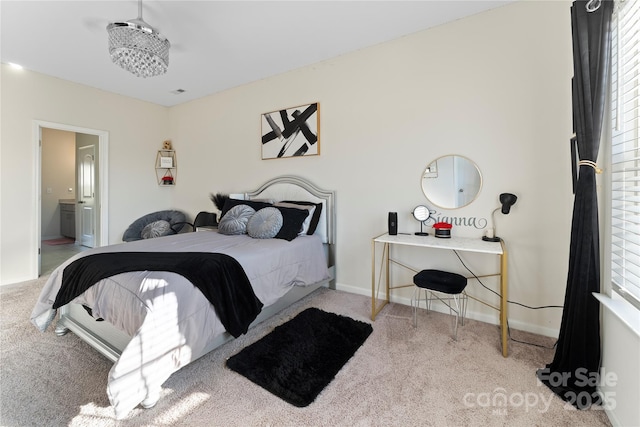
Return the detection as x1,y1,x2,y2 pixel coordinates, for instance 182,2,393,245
221,198,273,218
274,206,310,241
281,200,323,235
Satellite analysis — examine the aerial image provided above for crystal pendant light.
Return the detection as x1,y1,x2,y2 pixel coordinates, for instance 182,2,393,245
107,0,170,78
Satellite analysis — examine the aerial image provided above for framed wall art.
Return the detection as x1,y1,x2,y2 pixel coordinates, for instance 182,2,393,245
261,102,319,159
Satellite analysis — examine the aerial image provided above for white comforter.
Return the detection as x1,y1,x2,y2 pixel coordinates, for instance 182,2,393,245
31,231,329,418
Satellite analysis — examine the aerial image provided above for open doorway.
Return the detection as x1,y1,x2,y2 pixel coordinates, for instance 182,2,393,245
35,121,109,277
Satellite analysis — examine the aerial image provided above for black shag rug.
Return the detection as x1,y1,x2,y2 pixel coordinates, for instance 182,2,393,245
226,307,373,407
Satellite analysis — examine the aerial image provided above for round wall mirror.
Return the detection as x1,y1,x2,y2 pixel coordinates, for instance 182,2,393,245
421,155,482,209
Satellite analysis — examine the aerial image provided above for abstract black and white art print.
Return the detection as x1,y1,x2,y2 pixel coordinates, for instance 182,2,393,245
261,103,319,159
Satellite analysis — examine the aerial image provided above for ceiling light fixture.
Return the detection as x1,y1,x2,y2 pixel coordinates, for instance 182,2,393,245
106,0,170,78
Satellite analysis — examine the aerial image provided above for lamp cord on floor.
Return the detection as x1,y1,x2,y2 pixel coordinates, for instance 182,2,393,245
452,249,560,349
507,319,558,349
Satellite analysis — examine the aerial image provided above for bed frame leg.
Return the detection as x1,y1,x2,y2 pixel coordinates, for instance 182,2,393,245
54,325,70,336
141,392,160,409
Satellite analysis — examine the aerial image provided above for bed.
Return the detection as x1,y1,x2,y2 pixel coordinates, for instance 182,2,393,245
30,175,336,419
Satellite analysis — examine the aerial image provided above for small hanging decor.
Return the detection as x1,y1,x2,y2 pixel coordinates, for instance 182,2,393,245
161,169,174,185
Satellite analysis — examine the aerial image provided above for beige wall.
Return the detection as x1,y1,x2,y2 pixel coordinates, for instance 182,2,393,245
1,64,171,284
170,1,574,336
600,307,640,426
40,128,75,239
1,1,574,336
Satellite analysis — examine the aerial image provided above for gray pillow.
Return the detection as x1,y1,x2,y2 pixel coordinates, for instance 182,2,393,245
141,220,171,239
218,204,256,235
247,207,283,239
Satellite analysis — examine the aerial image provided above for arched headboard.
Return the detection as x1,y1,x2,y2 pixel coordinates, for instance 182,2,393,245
244,175,335,270
245,175,335,244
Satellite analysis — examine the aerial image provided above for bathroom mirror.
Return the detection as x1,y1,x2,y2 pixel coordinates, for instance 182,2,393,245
421,155,482,209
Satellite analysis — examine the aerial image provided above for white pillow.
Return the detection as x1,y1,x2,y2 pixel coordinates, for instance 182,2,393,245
275,202,316,235
247,207,283,239
218,205,256,235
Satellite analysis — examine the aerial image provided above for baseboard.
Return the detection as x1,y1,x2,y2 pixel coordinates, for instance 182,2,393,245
335,282,370,298
334,281,559,337
41,235,64,241
601,395,621,427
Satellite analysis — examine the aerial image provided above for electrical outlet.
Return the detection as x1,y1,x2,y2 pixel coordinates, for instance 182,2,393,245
46,187,52,194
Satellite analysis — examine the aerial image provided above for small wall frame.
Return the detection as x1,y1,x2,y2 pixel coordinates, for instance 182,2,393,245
160,156,173,168
261,102,319,159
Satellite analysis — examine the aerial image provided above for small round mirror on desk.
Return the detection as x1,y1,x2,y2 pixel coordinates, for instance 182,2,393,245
412,205,431,236
421,155,482,209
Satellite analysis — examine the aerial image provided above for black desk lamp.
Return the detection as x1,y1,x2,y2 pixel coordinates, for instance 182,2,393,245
482,193,517,242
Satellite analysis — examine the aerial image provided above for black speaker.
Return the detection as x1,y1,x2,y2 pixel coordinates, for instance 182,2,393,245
388,212,398,235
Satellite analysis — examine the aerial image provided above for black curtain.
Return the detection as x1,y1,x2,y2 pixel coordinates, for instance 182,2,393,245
536,0,613,409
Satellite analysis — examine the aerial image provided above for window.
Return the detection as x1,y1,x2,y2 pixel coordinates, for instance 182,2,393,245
610,0,640,309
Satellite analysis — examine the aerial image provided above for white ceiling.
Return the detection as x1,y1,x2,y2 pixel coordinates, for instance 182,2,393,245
1,1,514,107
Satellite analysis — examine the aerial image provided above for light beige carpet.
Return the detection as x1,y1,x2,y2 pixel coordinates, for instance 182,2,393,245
1,276,611,427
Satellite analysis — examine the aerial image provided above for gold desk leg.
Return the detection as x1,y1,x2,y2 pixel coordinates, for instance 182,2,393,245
371,241,389,320
500,240,508,357
371,238,376,319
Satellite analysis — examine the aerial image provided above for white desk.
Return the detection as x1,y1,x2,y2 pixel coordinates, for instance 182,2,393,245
371,232,509,357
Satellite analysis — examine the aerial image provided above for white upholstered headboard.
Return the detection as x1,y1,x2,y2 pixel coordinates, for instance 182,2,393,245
244,175,335,246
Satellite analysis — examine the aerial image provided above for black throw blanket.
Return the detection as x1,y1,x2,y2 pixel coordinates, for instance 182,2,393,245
54,252,264,338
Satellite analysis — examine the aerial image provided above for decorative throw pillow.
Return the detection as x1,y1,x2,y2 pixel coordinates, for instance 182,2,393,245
247,207,283,239
274,206,310,241
275,202,316,235
218,204,256,235
221,198,273,218
281,200,323,235
210,193,229,211
141,220,172,239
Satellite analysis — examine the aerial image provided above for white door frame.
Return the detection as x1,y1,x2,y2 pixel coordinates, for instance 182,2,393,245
34,120,109,274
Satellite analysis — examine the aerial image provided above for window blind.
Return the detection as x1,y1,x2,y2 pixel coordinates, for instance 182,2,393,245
611,0,640,309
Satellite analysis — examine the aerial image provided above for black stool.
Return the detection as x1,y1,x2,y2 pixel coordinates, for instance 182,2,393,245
412,269,468,340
